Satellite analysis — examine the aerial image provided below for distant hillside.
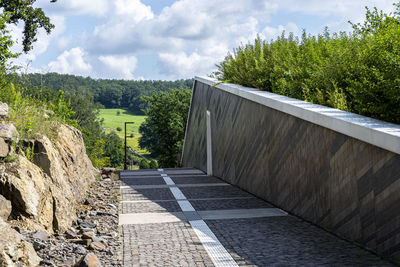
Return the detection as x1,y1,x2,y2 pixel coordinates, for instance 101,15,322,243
19,73,193,114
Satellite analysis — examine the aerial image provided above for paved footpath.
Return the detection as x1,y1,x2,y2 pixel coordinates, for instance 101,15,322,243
119,168,394,267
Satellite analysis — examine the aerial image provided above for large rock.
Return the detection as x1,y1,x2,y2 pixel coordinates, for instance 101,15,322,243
0,194,11,220
0,123,18,140
0,138,9,157
0,156,54,232
0,219,42,267
0,103,8,119
0,123,96,233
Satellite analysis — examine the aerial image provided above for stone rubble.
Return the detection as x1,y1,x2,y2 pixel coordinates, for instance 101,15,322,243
15,169,122,267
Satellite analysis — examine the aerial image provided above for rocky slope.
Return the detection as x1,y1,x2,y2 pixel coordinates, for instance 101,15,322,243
0,102,99,266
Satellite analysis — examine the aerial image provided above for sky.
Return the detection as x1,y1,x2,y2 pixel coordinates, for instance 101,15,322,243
8,0,397,81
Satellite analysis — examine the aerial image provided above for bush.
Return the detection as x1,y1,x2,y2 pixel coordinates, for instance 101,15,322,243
139,159,150,169
149,159,158,169
215,3,400,124
116,127,122,132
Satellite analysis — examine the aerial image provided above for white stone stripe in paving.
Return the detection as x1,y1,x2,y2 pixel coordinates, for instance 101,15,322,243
158,170,238,267
169,186,187,200
161,173,168,177
163,176,175,185
157,168,164,172
190,220,238,267
177,200,196,212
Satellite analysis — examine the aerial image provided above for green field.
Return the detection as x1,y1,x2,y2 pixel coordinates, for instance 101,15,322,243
98,109,148,155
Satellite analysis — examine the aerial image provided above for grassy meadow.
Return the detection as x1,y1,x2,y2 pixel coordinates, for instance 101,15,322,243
98,109,148,155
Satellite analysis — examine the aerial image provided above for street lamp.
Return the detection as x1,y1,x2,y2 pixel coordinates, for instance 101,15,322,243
124,122,135,170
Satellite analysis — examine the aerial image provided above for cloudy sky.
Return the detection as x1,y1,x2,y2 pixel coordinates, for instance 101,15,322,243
9,0,396,80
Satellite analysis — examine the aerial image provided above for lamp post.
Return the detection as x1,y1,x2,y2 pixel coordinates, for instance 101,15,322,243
124,122,135,170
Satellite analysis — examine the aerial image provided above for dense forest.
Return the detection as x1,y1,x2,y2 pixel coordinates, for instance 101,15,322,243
18,73,193,114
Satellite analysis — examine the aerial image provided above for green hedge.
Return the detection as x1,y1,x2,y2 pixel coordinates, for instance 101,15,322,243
215,4,400,124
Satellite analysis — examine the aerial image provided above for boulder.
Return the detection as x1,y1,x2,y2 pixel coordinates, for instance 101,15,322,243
0,138,9,157
0,123,96,233
0,155,54,232
0,219,42,267
0,103,8,119
0,123,18,141
0,194,11,220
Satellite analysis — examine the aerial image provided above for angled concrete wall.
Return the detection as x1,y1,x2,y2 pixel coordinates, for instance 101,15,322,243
182,77,400,263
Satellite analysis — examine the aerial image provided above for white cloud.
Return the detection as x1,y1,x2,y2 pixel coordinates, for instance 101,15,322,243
25,0,398,80
47,47,92,75
261,22,300,41
115,0,153,21
98,55,138,79
158,52,218,79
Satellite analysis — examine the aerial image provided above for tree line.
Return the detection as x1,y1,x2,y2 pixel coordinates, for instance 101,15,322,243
20,73,193,114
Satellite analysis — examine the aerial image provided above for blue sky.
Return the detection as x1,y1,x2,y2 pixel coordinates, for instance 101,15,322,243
9,0,397,80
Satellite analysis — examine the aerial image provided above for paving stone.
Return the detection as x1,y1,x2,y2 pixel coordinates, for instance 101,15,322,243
121,177,166,185
121,188,174,201
164,169,204,175
122,222,213,266
205,217,395,267
121,200,181,214
180,185,253,199
172,176,225,184
190,198,274,210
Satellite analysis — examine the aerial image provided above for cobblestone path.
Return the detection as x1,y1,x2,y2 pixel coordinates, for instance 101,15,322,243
119,168,394,267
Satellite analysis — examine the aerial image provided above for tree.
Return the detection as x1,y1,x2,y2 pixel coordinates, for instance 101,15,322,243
103,131,124,167
1,0,57,52
139,88,192,167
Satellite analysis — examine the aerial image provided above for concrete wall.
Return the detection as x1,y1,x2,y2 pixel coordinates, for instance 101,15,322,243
182,77,400,263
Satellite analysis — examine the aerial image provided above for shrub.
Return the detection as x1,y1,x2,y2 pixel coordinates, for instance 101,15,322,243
139,159,150,169
215,3,400,124
149,159,158,169
116,127,122,132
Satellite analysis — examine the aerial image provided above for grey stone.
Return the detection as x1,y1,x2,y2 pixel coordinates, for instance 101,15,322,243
0,138,9,157
0,194,11,220
89,241,106,251
32,229,49,241
65,229,79,239
76,253,103,267
0,102,9,119
79,222,97,229
33,240,46,251
74,245,87,255
0,123,18,140
82,231,96,240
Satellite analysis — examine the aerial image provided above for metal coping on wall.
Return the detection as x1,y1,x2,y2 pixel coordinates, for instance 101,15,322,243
194,76,400,155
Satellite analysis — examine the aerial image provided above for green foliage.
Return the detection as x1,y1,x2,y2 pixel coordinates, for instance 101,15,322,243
1,0,57,52
103,131,124,167
149,159,158,169
88,139,110,168
139,88,191,167
139,158,150,169
19,73,193,114
116,127,122,132
215,3,400,124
